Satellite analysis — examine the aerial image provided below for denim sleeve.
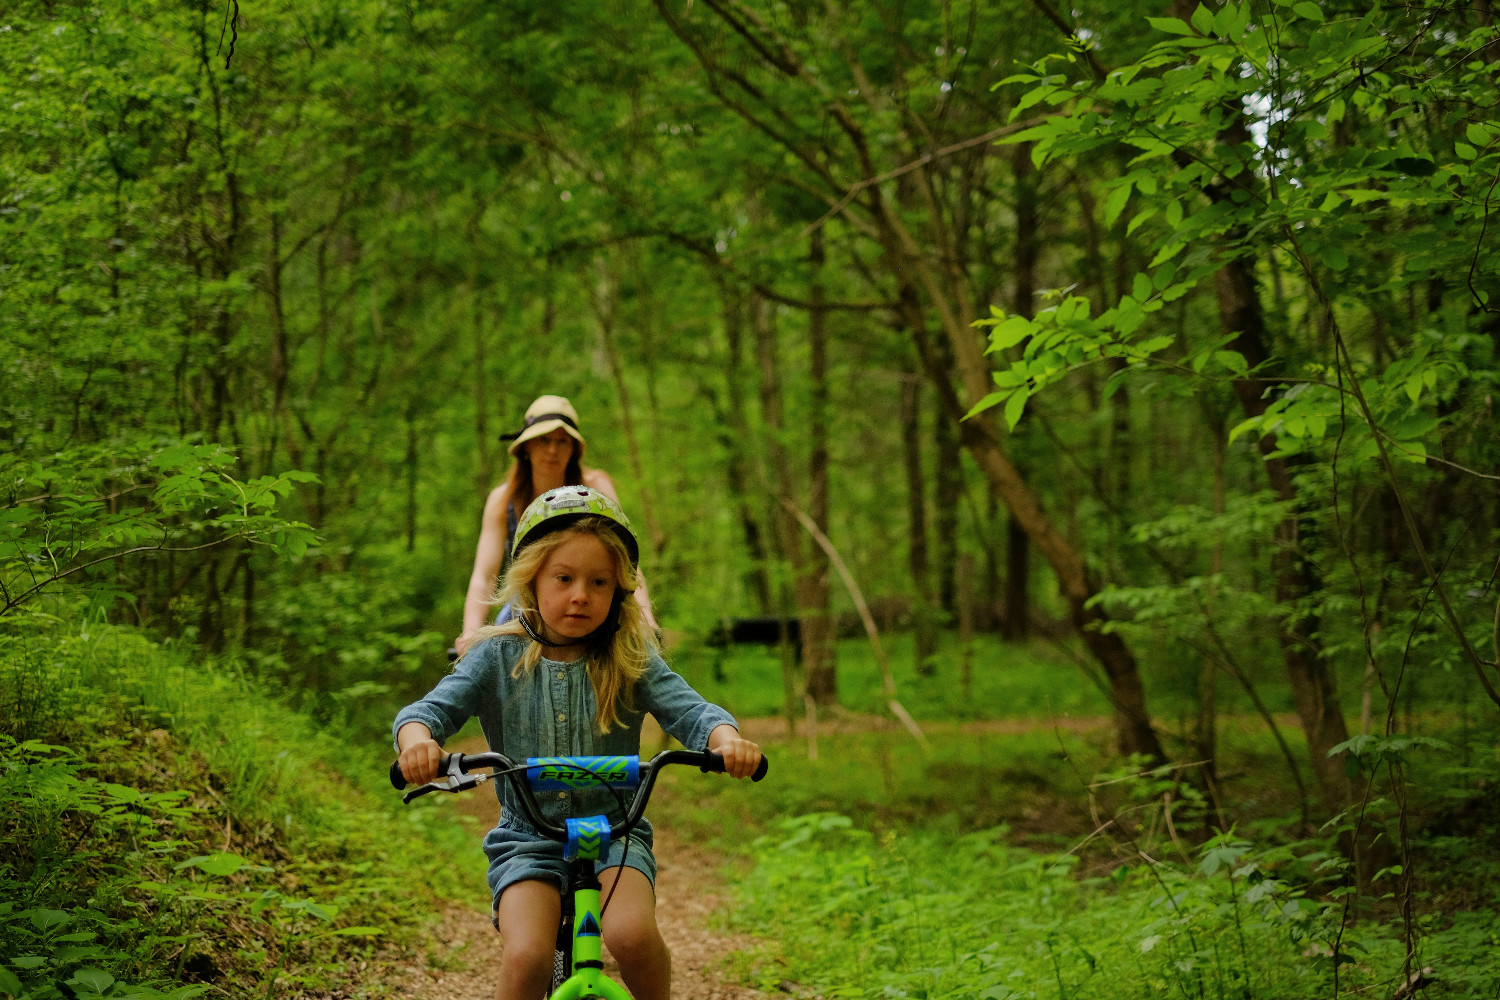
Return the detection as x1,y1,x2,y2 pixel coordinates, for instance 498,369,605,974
637,653,737,751
391,642,493,750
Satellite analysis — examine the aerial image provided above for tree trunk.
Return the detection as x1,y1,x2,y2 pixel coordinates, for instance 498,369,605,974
1215,257,1350,808
983,491,1002,631
884,207,1163,759
1195,425,1227,794
753,291,813,715
932,384,962,615
652,0,1162,758
801,230,837,702
1004,143,1039,640
901,375,938,676
405,405,419,553
594,257,666,556
720,285,775,616
1004,516,1030,640
472,264,491,492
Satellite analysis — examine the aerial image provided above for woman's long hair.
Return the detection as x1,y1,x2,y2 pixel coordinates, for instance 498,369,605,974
473,517,652,734
502,443,584,521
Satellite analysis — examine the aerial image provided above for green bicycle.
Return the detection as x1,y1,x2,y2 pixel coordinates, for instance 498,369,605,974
390,748,767,999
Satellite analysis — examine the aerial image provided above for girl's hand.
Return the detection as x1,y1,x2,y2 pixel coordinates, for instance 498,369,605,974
708,725,763,779
397,723,443,785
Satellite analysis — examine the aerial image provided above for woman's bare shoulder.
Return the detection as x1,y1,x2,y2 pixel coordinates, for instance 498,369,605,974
480,481,514,525
582,467,617,496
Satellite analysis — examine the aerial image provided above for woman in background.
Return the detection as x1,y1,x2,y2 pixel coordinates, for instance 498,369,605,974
454,394,657,658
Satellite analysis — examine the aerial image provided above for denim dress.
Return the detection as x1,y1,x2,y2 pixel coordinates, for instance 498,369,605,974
392,634,736,907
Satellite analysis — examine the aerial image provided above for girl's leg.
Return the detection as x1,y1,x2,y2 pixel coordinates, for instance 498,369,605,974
494,879,562,1000
598,866,670,1000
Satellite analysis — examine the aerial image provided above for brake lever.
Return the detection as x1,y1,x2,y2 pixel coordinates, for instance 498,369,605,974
401,753,494,804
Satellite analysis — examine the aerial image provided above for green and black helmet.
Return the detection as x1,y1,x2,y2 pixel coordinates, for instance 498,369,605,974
511,486,641,568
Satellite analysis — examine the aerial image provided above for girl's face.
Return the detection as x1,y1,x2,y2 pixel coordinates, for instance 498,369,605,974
535,533,617,647
524,428,576,479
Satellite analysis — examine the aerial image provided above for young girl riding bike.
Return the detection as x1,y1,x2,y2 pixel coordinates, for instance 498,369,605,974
394,487,763,1000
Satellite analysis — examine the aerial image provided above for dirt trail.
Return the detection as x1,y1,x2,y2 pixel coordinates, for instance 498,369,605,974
382,731,769,1000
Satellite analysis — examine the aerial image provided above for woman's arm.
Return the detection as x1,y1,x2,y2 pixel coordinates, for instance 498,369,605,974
457,483,512,658
583,469,659,630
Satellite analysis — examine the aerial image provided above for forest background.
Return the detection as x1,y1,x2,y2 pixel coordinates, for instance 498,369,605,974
3,0,1500,998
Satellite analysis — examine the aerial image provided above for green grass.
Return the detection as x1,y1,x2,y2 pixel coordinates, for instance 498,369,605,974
10,615,1494,999
639,681,1500,1000
719,815,1500,1000
663,627,1372,727
670,632,1116,722
0,620,482,999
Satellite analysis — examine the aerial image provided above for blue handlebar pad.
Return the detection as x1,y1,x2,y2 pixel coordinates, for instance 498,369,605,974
565,815,613,861
526,755,641,790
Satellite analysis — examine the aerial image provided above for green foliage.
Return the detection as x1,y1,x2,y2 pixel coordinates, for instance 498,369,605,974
980,2,1500,462
0,440,315,620
0,621,481,999
729,805,1498,999
674,632,1110,722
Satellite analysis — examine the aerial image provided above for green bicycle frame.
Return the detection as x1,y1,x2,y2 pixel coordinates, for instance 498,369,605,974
549,876,631,1000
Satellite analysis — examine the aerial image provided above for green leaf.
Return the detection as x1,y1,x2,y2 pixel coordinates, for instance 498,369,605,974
1150,240,1186,267
987,316,1034,352
26,909,69,932
1190,4,1216,35
965,391,1007,420
1146,16,1195,35
1455,142,1477,161
1126,206,1158,235
1004,388,1030,430
0,967,23,996
67,968,115,996
1214,350,1248,375
1466,123,1493,146
327,926,383,936
1104,181,1133,226
1293,1,1324,20
1228,414,1263,443
1319,246,1348,271
176,852,248,877
1212,4,1238,37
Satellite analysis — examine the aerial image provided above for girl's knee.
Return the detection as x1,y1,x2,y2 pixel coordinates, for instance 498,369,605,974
502,935,556,969
605,917,667,961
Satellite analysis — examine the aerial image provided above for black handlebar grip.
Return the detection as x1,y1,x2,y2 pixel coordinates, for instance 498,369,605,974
390,752,459,790
701,752,770,782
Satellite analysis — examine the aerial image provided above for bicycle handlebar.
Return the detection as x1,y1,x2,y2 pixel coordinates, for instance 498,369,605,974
389,749,767,842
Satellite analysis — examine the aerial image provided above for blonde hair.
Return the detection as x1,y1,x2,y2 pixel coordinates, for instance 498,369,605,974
473,517,654,734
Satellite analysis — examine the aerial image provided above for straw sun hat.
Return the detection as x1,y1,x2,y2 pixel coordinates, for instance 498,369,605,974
503,395,587,458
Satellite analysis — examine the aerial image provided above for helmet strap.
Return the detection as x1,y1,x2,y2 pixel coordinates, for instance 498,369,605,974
515,608,552,646
517,589,631,653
